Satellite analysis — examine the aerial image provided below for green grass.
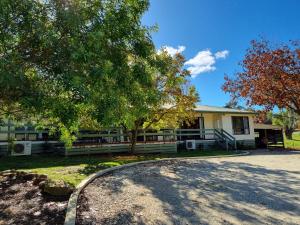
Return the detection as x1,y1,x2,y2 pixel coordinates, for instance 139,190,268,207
284,132,300,150
0,150,235,186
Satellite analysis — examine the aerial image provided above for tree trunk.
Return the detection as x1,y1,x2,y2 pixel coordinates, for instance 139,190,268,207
7,118,11,156
130,129,138,154
285,126,294,140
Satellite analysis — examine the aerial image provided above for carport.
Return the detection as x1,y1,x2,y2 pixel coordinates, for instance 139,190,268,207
254,123,284,149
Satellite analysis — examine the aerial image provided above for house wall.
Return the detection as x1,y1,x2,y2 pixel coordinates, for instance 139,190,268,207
221,114,255,140
196,112,256,149
202,113,214,139
221,113,256,149
198,112,255,135
213,114,223,129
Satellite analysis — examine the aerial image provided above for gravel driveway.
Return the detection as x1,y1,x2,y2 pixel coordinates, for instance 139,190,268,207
76,151,300,225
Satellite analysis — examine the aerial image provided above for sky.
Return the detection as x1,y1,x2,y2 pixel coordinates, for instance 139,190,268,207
142,0,300,107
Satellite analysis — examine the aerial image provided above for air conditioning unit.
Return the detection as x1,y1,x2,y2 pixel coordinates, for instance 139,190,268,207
11,141,32,156
186,140,196,150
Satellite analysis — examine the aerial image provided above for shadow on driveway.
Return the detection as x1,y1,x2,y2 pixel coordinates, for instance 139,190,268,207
77,154,300,225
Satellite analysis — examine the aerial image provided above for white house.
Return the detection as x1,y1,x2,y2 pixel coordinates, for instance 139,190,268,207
0,105,258,156
177,105,257,149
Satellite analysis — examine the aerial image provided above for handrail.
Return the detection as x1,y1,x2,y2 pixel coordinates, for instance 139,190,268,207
78,132,176,138
0,130,49,134
214,129,237,150
213,129,223,139
176,128,215,132
220,129,235,141
1,128,237,150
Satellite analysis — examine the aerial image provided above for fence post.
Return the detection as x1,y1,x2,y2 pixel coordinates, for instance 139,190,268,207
120,128,124,142
226,139,228,151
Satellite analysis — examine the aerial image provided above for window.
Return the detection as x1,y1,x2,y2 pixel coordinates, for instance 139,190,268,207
232,116,250,135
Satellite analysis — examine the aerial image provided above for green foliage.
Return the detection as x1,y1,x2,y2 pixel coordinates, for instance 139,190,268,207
0,0,163,146
116,51,199,151
268,109,299,139
284,132,300,150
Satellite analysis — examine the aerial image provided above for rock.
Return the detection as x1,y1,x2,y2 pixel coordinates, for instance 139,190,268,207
39,174,48,180
33,211,41,217
0,169,16,175
17,171,26,176
3,172,17,179
38,180,47,189
42,180,74,196
23,173,37,181
57,203,67,208
33,175,48,186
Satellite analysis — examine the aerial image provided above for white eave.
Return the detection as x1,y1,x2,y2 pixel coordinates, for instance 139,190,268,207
194,105,257,115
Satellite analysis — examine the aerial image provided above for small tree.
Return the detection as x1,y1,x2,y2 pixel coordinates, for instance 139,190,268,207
223,39,300,115
269,109,298,139
224,98,245,110
115,52,199,152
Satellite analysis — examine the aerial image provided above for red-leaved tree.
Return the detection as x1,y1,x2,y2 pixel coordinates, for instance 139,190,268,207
223,39,300,115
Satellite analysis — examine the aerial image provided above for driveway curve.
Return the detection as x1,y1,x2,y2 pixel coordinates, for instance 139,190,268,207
76,151,300,225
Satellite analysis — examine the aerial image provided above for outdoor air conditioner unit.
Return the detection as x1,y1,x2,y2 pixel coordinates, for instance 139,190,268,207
186,140,196,150
11,141,32,156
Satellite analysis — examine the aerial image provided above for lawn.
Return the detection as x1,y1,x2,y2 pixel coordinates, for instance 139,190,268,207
284,132,300,150
0,150,236,187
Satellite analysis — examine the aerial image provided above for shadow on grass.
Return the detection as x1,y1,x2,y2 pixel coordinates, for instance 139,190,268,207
0,153,152,172
78,163,117,175
0,150,235,174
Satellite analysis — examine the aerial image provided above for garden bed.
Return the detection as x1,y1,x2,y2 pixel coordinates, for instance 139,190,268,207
0,171,69,225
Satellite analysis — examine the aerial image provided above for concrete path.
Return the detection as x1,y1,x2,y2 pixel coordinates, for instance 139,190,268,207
76,151,300,225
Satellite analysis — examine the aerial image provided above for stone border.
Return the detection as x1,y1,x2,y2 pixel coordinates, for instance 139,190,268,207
64,151,250,225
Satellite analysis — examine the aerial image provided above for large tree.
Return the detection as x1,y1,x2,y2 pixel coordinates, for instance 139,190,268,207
223,39,300,115
0,0,158,146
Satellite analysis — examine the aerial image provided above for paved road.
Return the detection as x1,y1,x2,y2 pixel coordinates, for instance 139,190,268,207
76,151,300,225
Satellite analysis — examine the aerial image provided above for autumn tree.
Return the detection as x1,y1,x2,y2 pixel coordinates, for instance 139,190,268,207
223,39,300,115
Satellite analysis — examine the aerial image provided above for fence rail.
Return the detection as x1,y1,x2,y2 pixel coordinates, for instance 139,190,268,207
0,128,237,155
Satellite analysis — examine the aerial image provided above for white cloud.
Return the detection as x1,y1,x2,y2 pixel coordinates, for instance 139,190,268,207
185,49,229,78
159,45,186,57
184,50,216,78
215,50,229,59
158,46,229,78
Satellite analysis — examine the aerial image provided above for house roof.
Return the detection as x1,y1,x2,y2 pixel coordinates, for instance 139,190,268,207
194,105,257,114
254,123,282,130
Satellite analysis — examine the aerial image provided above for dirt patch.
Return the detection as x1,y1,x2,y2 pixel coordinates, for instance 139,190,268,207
0,171,69,225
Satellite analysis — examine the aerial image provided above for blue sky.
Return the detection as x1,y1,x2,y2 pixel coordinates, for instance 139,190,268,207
142,0,300,107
